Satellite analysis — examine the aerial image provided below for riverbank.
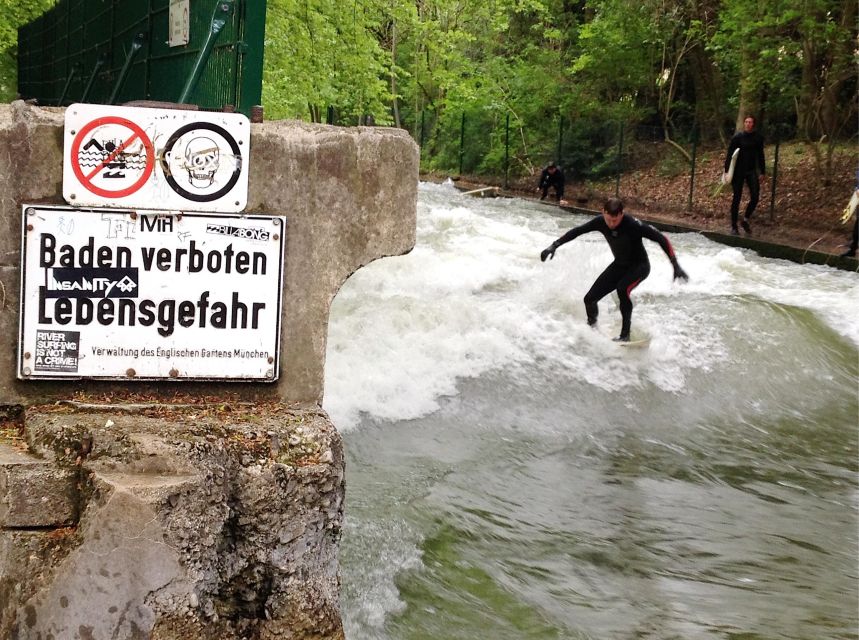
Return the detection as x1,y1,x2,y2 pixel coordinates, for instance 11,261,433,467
424,175,859,272
423,139,859,270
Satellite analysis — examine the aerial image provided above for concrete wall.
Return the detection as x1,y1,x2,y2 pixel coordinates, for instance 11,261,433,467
0,101,418,639
0,101,419,406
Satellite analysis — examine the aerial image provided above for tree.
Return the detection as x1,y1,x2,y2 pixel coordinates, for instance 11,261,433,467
794,0,857,181
263,0,393,123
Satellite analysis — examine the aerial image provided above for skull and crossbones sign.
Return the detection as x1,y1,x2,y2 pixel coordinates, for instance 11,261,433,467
182,136,220,186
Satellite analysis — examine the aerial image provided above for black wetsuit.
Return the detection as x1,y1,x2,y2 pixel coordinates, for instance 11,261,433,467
848,215,858,256
538,166,565,201
550,215,677,338
725,130,765,229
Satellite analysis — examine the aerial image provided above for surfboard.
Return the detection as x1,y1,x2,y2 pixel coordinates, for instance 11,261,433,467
711,148,740,197
617,337,650,349
841,189,858,223
599,328,651,349
723,148,740,184
591,314,650,349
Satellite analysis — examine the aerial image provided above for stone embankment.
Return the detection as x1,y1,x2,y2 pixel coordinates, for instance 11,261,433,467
448,179,858,272
2,404,345,639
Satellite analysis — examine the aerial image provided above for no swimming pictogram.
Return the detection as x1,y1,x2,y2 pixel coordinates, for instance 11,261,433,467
69,116,155,199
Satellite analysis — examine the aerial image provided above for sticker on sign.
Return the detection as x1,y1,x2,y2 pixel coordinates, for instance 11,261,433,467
63,103,250,213
18,204,286,381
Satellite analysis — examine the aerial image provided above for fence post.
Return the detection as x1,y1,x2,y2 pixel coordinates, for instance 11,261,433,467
178,0,234,105
108,32,145,104
687,128,698,212
238,0,268,114
615,122,624,197
459,112,465,176
57,64,78,106
504,113,510,190
80,54,106,102
769,139,780,221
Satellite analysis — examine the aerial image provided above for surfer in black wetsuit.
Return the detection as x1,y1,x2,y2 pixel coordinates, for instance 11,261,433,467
539,198,688,342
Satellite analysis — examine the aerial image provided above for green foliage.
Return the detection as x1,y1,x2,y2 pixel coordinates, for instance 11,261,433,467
262,0,395,122
571,0,657,104
0,0,54,100
8,0,854,182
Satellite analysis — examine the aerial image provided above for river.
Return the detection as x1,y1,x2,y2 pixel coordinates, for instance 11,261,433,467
324,182,858,640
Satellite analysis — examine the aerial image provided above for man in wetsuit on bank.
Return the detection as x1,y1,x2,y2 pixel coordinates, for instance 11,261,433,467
724,115,766,235
540,198,688,342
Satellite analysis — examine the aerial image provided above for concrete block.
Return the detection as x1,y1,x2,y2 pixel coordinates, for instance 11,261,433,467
3,407,346,639
0,102,418,407
8,470,195,640
0,443,76,528
0,528,79,634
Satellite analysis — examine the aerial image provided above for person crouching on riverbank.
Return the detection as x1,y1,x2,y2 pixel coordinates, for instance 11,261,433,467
538,162,565,202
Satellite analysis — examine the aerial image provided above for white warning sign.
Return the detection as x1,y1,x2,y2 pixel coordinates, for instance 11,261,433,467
18,205,285,381
63,103,250,213
169,0,190,47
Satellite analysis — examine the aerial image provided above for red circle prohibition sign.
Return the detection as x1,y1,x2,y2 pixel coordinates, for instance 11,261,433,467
70,116,155,198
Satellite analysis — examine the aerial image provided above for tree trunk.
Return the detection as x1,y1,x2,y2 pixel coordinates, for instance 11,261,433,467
688,47,725,142
735,50,762,131
795,0,857,185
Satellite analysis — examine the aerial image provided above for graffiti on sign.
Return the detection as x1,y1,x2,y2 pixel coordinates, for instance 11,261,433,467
34,330,80,372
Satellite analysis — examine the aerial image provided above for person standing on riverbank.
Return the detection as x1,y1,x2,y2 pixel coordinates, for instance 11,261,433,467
725,115,766,235
539,198,688,342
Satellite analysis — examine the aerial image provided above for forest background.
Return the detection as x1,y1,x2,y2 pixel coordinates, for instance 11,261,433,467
0,0,856,253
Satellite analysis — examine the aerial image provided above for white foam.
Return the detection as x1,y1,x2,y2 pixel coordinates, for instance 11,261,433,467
324,184,859,429
341,517,422,636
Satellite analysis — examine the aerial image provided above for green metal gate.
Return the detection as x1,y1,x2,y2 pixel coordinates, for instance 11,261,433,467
17,0,266,116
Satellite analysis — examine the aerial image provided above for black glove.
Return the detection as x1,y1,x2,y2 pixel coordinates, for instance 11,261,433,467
672,260,688,282
541,245,556,262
